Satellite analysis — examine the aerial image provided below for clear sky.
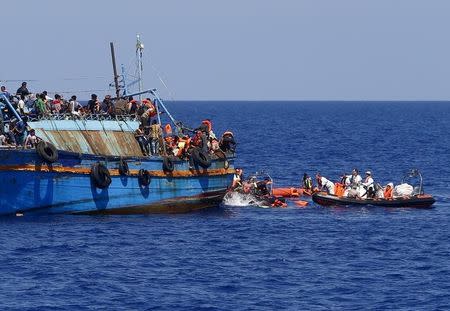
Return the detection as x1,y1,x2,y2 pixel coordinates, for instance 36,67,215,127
1,0,449,100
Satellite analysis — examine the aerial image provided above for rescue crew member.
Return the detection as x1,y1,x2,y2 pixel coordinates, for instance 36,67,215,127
362,171,375,198
316,173,335,195
350,168,362,187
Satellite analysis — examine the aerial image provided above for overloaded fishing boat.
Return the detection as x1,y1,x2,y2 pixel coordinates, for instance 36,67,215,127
312,169,435,208
0,39,235,215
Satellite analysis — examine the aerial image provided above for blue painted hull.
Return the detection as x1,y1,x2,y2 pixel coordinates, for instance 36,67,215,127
0,149,234,215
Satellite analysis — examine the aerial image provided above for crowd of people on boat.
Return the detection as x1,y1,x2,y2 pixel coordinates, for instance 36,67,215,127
0,82,238,160
303,169,410,200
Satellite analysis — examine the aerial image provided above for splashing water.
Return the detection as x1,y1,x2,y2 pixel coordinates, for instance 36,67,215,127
222,192,260,207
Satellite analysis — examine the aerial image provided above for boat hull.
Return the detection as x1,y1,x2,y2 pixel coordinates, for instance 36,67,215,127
0,148,234,215
312,192,435,208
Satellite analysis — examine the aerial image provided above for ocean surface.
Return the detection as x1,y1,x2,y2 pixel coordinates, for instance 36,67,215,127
1,101,450,310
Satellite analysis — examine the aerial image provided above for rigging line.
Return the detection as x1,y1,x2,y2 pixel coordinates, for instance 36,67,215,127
149,61,175,101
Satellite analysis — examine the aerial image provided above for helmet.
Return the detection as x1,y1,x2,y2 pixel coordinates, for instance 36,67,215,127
365,171,371,175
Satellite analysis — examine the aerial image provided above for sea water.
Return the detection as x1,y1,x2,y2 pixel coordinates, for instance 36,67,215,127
0,101,449,310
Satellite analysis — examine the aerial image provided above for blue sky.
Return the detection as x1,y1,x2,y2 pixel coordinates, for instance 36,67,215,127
1,0,449,100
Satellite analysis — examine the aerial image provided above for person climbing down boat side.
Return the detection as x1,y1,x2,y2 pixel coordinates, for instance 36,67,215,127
231,168,243,190
302,173,313,194
219,131,236,153
316,173,335,195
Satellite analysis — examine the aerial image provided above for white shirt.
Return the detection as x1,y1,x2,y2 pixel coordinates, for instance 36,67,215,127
320,177,333,189
362,176,374,188
351,174,362,187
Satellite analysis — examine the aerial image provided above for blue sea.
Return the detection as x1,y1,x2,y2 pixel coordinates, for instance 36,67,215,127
1,101,450,310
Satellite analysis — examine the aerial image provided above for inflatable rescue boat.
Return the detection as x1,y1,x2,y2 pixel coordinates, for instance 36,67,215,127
312,192,435,208
312,169,435,208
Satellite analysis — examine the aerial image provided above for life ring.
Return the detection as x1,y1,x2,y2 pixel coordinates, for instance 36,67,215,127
91,163,111,189
193,148,211,168
36,141,58,163
138,169,150,186
163,157,174,173
118,159,129,176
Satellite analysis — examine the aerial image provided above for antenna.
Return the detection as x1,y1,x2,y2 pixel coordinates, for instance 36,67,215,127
136,34,145,101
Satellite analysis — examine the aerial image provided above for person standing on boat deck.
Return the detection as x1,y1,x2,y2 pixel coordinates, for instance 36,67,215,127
17,94,27,115
52,94,62,114
1,86,11,99
316,173,335,195
24,129,40,149
35,93,47,117
88,94,100,114
69,95,81,118
149,120,162,155
362,171,375,198
16,82,30,97
135,124,149,155
101,95,114,115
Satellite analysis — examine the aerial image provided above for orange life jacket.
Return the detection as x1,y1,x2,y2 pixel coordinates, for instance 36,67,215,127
202,120,212,132
384,187,393,199
164,124,172,135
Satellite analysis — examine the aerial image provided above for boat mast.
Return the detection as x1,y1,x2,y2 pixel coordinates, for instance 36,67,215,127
136,34,145,101
110,42,120,98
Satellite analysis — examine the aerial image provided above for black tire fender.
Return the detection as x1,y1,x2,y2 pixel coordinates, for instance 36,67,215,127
138,169,150,186
36,141,58,163
91,163,112,189
118,159,129,176
193,148,211,168
163,157,174,173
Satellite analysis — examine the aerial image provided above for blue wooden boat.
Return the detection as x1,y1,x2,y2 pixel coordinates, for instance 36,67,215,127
0,97,234,215
0,40,235,215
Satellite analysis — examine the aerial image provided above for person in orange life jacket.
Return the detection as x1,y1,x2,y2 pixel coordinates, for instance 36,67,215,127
176,135,191,158
316,173,335,195
383,182,394,199
127,97,138,115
